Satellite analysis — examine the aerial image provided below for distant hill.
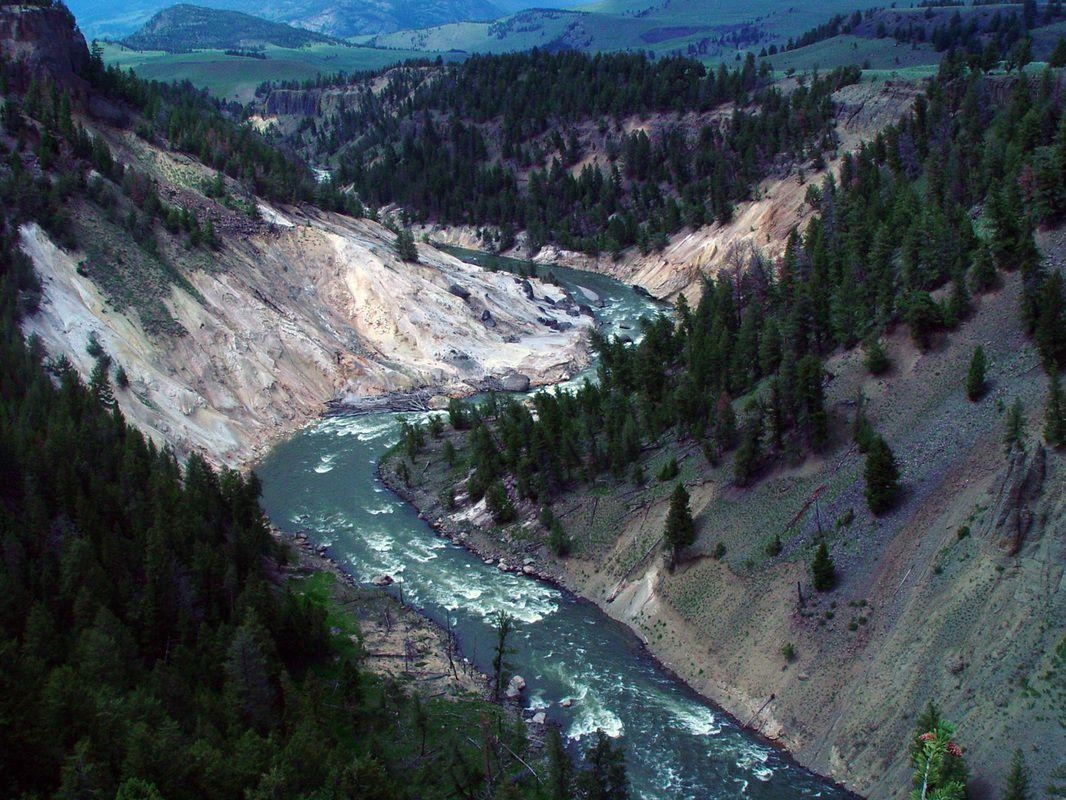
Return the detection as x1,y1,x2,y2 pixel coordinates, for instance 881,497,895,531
366,0,879,59
122,5,339,51
68,0,513,39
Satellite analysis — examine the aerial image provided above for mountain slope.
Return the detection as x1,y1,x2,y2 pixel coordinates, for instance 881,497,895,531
68,0,508,39
2,3,591,468
122,4,340,51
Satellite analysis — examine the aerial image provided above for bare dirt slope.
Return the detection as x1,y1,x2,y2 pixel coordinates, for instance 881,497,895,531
21,194,591,467
560,258,1066,798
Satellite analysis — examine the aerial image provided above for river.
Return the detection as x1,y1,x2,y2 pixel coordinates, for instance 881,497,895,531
256,250,852,800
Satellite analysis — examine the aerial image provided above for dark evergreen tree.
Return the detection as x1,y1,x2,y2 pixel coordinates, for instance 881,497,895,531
1003,748,1030,800
865,435,901,515
864,338,891,375
663,483,696,567
575,730,628,800
394,228,418,262
1004,398,1027,454
811,542,836,591
966,346,987,401
1045,372,1066,447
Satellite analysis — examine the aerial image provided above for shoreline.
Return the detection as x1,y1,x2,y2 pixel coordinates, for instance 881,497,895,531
375,453,863,800
271,522,554,752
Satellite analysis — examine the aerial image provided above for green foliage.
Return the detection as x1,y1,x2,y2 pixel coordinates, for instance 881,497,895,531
663,482,696,566
486,480,517,524
491,611,514,701
122,5,338,52
1045,372,1066,447
658,456,680,481
549,519,572,558
781,642,796,662
909,704,968,800
865,435,902,515
448,397,469,430
905,292,944,351
811,542,836,592
1003,748,1030,800
303,53,860,256
575,730,629,800
965,346,987,401
1051,36,1066,68
394,228,418,262
864,338,891,375
1004,398,1027,454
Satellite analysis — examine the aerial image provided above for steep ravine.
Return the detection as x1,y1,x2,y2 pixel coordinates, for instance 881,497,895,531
419,80,921,302
20,207,593,468
379,262,1066,799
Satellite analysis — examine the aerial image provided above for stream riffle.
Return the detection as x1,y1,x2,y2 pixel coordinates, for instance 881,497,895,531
256,252,852,800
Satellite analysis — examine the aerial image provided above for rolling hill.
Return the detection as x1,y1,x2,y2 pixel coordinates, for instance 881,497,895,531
364,0,881,59
122,4,341,51
69,0,512,39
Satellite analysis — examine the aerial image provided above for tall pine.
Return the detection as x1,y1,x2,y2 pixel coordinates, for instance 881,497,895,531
865,435,901,515
663,482,695,568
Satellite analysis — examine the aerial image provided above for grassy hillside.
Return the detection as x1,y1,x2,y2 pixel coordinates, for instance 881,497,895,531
101,41,446,101
761,3,1066,77
70,0,509,39
121,4,340,51
366,0,879,60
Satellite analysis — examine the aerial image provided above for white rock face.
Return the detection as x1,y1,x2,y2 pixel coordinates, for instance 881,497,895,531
20,208,592,467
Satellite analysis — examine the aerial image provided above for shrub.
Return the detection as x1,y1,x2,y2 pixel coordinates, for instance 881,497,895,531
549,520,571,557
966,346,987,401
811,541,836,591
781,642,796,662
864,338,891,375
657,457,679,481
485,481,517,524
394,228,418,261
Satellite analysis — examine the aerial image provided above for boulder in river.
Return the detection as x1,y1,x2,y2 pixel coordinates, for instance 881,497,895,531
371,574,394,587
560,697,573,708
501,372,531,392
531,711,546,725
505,675,526,698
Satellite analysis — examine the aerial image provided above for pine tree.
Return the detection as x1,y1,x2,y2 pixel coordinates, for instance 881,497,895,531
663,482,695,567
89,360,115,409
965,346,986,401
491,611,514,701
394,228,418,262
864,337,891,375
1044,373,1065,447
1003,748,1030,800
547,727,574,800
1004,398,1026,454
1051,36,1066,68
811,541,835,591
576,730,629,800
969,245,997,293
865,435,901,515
